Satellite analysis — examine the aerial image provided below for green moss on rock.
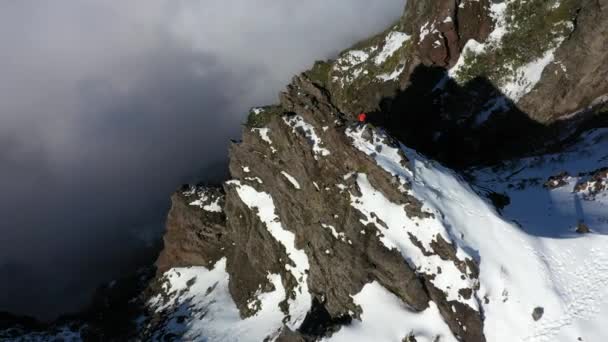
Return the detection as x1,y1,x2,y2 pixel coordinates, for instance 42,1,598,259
245,105,283,128
455,0,578,86
305,60,333,88
326,26,414,114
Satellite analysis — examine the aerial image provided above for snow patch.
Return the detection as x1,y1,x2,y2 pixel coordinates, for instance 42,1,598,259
252,128,277,154
349,173,479,309
245,176,263,184
322,223,347,243
449,0,570,102
283,115,330,159
149,259,288,341
376,65,405,82
186,186,223,213
448,39,486,78
228,180,311,328
281,171,301,190
340,50,370,67
374,31,410,65
502,47,558,101
324,282,457,342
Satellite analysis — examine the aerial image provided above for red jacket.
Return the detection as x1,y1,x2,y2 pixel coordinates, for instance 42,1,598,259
358,113,367,122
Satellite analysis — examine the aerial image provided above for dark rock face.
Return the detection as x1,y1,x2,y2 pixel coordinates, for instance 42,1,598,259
532,307,545,321
155,186,228,274
228,75,433,318
576,222,591,234
402,0,491,68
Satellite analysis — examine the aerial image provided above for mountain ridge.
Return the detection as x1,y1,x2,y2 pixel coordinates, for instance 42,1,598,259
2,0,607,341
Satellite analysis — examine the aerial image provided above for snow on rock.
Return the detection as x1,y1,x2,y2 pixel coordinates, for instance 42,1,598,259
227,180,311,328
350,173,479,309
252,128,277,153
347,125,608,341
338,50,370,68
332,49,373,87
346,126,411,183
346,127,479,309
185,186,223,213
283,115,330,159
449,0,570,102
331,29,410,87
501,47,559,101
245,176,264,184
281,171,301,190
376,65,405,82
322,223,348,243
419,22,438,44
148,259,288,341
448,39,486,78
374,31,410,65
487,1,508,43
324,282,457,342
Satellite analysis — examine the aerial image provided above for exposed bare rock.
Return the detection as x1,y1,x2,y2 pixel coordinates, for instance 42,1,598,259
576,222,591,234
532,307,545,321
155,186,228,274
518,0,608,123
574,167,608,199
544,171,571,189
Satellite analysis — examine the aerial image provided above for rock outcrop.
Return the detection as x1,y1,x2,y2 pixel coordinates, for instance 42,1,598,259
155,186,227,274
147,72,485,341
142,0,607,340
318,0,608,167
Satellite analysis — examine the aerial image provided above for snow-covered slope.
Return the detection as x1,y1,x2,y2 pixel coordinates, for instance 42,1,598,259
147,125,608,341
471,128,608,342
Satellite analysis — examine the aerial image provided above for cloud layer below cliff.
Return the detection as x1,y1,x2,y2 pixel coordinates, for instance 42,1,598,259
0,0,404,319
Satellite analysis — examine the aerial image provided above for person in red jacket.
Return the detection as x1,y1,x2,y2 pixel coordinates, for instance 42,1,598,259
357,112,367,123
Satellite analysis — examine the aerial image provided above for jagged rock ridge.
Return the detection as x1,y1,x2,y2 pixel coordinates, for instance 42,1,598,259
143,0,608,340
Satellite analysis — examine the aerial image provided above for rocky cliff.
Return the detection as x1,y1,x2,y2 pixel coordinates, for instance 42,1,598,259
3,0,608,341
143,0,608,340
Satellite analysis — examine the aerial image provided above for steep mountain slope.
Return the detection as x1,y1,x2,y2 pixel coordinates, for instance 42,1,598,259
145,89,608,341
142,0,608,340
2,0,607,341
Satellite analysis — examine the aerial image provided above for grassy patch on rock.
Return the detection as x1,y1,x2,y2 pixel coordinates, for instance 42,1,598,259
305,60,333,89
245,105,284,128
455,0,579,86
326,25,414,114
